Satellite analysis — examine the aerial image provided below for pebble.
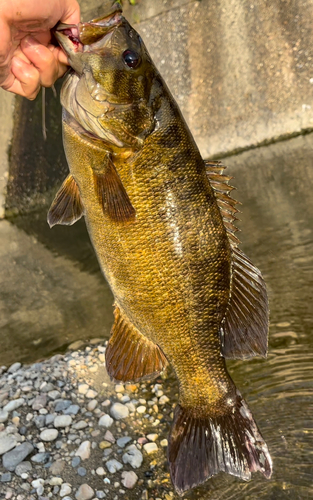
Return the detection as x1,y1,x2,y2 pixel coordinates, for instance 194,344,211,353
158,395,169,405
96,467,105,476
75,483,94,500
60,483,72,497
160,439,168,447
3,398,25,412
71,456,81,467
87,399,97,411
75,441,91,460
54,415,72,428
72,420,88,430
2,442,34,471
49,459,65,475
106,459,123,473
78,384,89,395
77,466,87,476
64,404,80,415
122,445,143,468
104,430,115,443
55,400,72,412
40,429,58,442
115,384,124,393
86,389,97,398
117,436,132,448
32,394,47,410
49,476,63,486
99,414,113,427
1,472,12,482
15,461,32,477
110,403,129,420
31,452,50,464
0,410,8,423
0,436,17,455
8,362,22,373
143,442,158,454
147,433,158,442
121,470,138,489
136,405,146,414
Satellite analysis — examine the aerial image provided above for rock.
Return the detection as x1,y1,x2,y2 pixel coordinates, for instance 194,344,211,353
136,405,146,414
75,483,94,500
117,436,132,448
8,362,21,373
47,390,60,400
31,452,50,464
40,429,58,442
110,403,129,420
60,483,72,497
54,415,72,428
98,414,113,428
75,441,91,460
3,398,25,412
87,400,97,411
104,430,115,443
0,410,8,423
158,395,169,405
99,441,111,450
143,442,158,454
32,394,47,410
72,420,88,430
31,478,44,489
45,414,55,425
121,471,138,489
54,400,72,412
77,466,87,476
15,461,32,477
2,442,34,471
146,433,158,442
34,415,46,429
115,384,124,393
78,384,89,395
0,436,17,455
85,389,97,398
122,445,143,468
49,477,63,486
0,472,12,482
160,439,168,447
96,467,105,476
64,404,80,415
49,459,65,475
106,459,123,473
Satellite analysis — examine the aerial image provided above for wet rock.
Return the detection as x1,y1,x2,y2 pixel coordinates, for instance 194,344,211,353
110,403,129,420
147,433,158,442
75,483,94,500
121,470,138,489
2,442,34,471
0,436,17,455
106,459,123,473
75,441,91,460
143,442,158,454
122,445,143,468
40,429,58,442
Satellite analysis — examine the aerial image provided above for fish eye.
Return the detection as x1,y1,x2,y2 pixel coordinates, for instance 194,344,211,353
123,50,141,69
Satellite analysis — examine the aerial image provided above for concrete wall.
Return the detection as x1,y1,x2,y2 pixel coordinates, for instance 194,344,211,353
1,0,313,214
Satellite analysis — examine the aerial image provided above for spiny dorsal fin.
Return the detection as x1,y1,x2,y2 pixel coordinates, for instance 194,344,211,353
94,158,136,222
205,161,269,359
47,174,84,228
105,305,168,383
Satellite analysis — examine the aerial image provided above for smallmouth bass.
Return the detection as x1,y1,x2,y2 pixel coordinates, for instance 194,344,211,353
49,2,272,494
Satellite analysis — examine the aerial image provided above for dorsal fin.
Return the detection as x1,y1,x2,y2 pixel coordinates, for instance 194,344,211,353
105,305,168,383
205,161,269,359
47,174,84,228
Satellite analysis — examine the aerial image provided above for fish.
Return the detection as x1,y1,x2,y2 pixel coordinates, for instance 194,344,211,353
48,1,272,494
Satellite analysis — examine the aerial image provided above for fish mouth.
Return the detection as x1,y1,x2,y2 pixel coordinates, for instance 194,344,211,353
54,3,123,55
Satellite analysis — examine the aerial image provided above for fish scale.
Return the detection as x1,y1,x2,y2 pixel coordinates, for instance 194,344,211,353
49,2,272,495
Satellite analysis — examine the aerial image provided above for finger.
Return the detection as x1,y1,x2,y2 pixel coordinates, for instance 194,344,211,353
8,57,41,99
60,0,81,24
21,36,61,88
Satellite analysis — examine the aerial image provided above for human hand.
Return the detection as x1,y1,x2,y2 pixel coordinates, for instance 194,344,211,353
0,0,80,99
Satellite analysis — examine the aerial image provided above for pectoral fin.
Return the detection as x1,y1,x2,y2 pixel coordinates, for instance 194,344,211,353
47,174,84,228
105,305,168,383
94,158,135,222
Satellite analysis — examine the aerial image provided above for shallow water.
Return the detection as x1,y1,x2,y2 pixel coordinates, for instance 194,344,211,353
4,133,313,498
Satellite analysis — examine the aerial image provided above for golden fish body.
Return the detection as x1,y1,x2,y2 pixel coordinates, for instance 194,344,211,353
49,3,272,494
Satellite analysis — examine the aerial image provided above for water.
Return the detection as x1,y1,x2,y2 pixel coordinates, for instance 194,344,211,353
4,133,313,498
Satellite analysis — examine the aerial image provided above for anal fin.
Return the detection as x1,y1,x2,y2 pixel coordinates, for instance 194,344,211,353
105,305,167,383
220,247,269,359
94,158,135,222
47,174,84,227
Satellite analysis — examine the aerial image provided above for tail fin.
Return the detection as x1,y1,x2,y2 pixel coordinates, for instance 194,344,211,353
168,391,272,495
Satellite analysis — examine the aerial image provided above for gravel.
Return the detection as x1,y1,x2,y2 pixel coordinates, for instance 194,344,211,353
0,341,174,499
